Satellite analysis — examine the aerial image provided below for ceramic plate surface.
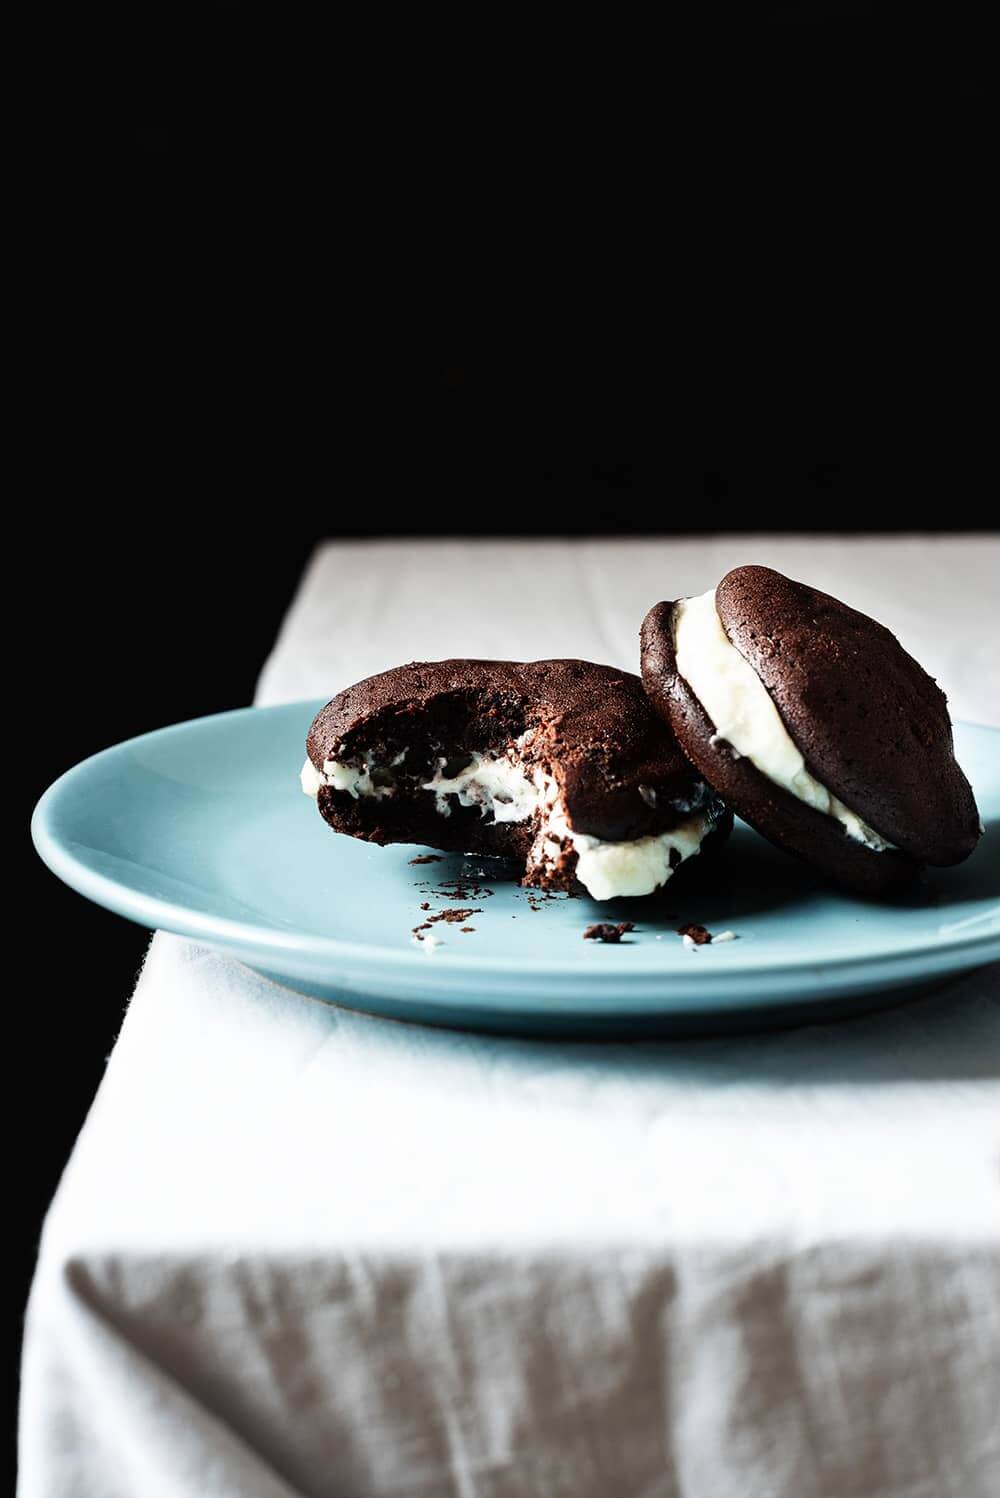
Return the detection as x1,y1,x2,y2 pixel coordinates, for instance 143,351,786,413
32,703,999,1032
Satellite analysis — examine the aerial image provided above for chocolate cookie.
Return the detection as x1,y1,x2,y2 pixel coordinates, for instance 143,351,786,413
302,659,731,900
641,566,980,894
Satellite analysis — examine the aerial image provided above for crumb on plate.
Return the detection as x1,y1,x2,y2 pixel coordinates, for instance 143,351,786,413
583,922,635,944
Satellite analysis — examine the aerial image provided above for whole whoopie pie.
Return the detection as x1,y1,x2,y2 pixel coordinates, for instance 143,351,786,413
640,566,981,894
302,659,731,900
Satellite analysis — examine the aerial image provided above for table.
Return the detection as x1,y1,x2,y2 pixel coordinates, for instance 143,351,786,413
21,538,1000,1498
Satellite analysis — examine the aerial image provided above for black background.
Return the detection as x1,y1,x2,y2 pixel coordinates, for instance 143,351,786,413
14,3,996,1476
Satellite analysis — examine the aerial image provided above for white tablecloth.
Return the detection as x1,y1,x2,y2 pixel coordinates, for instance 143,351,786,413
21,538,1000,1498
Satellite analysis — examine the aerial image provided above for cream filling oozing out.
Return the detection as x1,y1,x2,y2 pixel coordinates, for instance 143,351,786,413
672,588,893,852
300,750,403,800
301,745,710,899
539,797,710,901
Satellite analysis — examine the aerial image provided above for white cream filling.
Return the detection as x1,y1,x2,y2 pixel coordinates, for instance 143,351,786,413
300,754,395,800
542,795,710,901
673,588,893,852
422,750,539,823
301,748,406,802
300,757,325,797
301,743,710,899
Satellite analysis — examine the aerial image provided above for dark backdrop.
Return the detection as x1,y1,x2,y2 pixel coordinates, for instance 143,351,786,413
14,3,996,1477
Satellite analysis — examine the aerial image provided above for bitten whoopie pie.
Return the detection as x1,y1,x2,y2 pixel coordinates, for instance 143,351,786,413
302,660,731,900
641,566,981,894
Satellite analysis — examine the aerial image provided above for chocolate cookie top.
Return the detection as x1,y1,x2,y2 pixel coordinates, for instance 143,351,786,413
641,567,980,872
713,566,979,864
307,658,707,841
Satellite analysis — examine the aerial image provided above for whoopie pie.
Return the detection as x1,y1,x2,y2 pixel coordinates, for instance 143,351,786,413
640,565,981,894
302,659,731,901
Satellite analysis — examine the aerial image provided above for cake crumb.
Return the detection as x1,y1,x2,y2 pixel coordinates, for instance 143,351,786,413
410,855,443,865
583,922,635,944
676,923,712,945
713,930,737,943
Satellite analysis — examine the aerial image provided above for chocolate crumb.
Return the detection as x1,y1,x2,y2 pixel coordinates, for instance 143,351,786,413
432,881,495,902
409,855,444,865
460,926,475,933
676,923,712,945
419,902,430,911
428,907,482,925
525,889,563,912
583,922,635,944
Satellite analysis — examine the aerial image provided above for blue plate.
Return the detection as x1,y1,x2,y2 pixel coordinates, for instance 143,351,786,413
32,702,999,1033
